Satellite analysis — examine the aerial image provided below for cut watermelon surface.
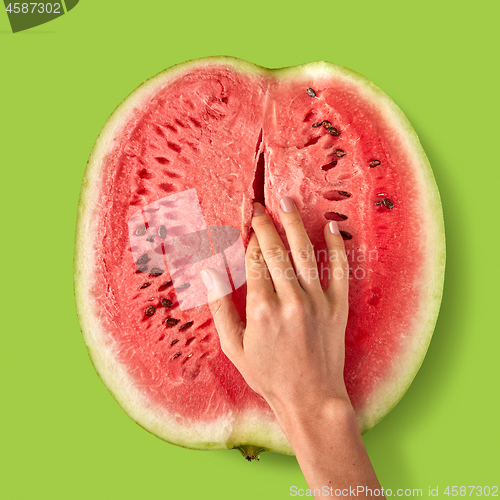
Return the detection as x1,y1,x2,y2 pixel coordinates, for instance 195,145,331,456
74,57,445,458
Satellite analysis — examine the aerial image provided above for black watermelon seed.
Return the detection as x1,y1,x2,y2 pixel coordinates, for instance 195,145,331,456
158,225,167,239
146,235,155,243
140,282,151,289
324,212,348,221
150,268,164,276
171,339,179,346
161,298,173,308
135,225,147,236
177,283,191,290
166,318,180,326
370,160,381,168
145,305,156,317
306,88,316,97
322,121,332,129
173,352,181,359
312,122,323,128
328,127,341,136
321,160,338,171
340,230,353,240
136,253,149,266
158,281,173,291
334,149,345,158
138,265,148,273
382,198,394,209
179,321,194,330
323,190,352,201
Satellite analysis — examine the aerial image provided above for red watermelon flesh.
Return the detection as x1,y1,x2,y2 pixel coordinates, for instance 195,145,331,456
74,57,445,457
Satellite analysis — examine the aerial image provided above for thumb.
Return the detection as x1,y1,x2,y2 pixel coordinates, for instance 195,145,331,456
200,268,244,358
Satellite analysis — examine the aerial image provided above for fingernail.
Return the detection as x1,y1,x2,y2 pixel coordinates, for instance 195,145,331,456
253,202,265,216
200,269,214,290
280,196,295,213
329,221,340,234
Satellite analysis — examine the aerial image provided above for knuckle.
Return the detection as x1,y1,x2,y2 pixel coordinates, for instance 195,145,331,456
263,244,286,261
281,288,305,311
293,243,315,263
247,293,274,320
246,244,264,265
282,300,308,324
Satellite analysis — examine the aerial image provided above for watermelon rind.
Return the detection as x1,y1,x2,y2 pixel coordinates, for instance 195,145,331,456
74,56,445,455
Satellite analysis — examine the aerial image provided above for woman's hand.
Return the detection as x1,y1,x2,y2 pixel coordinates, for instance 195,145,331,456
200,197,349,416
201,197,383,499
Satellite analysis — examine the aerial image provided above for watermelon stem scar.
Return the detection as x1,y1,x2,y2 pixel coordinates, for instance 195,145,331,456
236,445,266,462
74,56,445,457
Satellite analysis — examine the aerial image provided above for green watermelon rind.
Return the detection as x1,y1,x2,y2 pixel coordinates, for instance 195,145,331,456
74,56,445,455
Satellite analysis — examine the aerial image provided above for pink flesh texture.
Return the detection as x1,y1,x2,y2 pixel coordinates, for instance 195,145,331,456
94,65,423,420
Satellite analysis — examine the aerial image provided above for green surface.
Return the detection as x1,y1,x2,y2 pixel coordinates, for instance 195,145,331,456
0,1,498,498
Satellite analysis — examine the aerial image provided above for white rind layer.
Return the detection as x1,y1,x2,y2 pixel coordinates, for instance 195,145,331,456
74,57,445,453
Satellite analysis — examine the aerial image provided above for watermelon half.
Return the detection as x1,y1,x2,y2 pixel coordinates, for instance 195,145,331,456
74,57,445,459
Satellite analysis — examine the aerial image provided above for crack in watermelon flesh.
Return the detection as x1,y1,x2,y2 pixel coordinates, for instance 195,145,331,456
75,58,444,454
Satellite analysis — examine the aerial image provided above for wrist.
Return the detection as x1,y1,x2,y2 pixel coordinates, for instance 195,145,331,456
269,395,357,441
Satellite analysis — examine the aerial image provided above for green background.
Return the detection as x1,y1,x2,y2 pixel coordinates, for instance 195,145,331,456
1,0,498,498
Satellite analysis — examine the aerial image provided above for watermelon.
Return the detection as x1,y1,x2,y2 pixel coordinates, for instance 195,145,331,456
74,57,445,459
